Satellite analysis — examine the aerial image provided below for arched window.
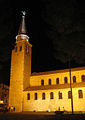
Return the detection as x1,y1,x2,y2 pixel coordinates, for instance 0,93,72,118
59,91,62,99
49,79,51,85
41,80,44,86
25,44,30,54
34,93,38,100
56,78,59,84
42,93,45,100
78,90,83,98
73,76,76,83
64,77,68,84
19,46,22,51
68,91,71,99
27,93,30,100
81,75,85,82
50,92,54,99
15,46,17,52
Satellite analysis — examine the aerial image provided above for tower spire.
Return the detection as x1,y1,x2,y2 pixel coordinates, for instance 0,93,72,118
18,11,26,35
16,11,29,42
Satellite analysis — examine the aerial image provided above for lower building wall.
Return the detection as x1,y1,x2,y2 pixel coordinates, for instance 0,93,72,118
73,87,85,111
9,87,23,112
23,87,85,112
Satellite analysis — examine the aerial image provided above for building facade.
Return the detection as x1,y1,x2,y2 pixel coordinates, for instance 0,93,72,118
9,14,85,112
0,83,9,107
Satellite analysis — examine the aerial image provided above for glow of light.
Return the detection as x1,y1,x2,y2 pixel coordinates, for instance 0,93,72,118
48,109,51,112
0,100,3,104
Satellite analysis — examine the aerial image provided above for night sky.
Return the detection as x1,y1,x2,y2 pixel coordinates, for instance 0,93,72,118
0,0,85,85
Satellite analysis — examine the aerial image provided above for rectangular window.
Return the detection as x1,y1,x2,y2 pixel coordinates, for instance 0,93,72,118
56,78,59,84
81,75,85,82
64,77,68,84
34,93,38,100
68,91,71,99
42,93,45,100
73,76,76,83
50,92,54,99
78,90,83,98
27,93,30,100
59,91,62,99
49,79,51,85
41,80,44,86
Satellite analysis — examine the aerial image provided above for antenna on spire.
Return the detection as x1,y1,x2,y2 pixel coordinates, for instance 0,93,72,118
21,11,26,16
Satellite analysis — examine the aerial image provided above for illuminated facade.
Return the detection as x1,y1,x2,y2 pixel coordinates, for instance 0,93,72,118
9,14,85,112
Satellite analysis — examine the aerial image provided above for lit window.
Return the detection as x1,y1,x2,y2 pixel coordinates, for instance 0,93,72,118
56,78,59,84
15,47,17,52
68,91,71,99
81,75,85,82
42,93,45,100
19,46,22,51
78,90,83,98
73,76,76,83
27,93,30,100
41,80,44,86
50,92,54,99
59,91,62,99
34,93,38,100
64,77,68,84
49,79,51,85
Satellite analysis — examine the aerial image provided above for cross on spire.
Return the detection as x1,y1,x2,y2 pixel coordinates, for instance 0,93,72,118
21,11,26,16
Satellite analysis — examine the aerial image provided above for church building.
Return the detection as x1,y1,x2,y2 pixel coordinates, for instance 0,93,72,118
9,13,85,112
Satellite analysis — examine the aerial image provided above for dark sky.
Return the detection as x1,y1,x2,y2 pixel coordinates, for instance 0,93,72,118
0,0,85,85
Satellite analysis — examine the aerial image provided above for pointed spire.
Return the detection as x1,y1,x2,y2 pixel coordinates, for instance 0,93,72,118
18,11,27,35
16,11,29,42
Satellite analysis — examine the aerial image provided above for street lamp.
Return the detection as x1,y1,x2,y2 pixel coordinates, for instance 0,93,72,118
69,56,74,114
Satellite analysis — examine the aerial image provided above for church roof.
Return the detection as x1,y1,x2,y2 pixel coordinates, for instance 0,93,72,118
31,66,85,76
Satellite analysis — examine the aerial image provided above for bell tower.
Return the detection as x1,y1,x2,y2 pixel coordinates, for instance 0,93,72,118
9,12,32,112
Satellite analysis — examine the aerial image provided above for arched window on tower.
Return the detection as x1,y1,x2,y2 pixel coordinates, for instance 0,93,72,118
15,46,17,52
25,44,30,55
19,46,22,51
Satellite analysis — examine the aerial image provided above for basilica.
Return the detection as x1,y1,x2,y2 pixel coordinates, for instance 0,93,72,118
9,13,85,112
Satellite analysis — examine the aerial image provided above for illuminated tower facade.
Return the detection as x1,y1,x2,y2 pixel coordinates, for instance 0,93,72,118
9,13,32,112
9,13,85,113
